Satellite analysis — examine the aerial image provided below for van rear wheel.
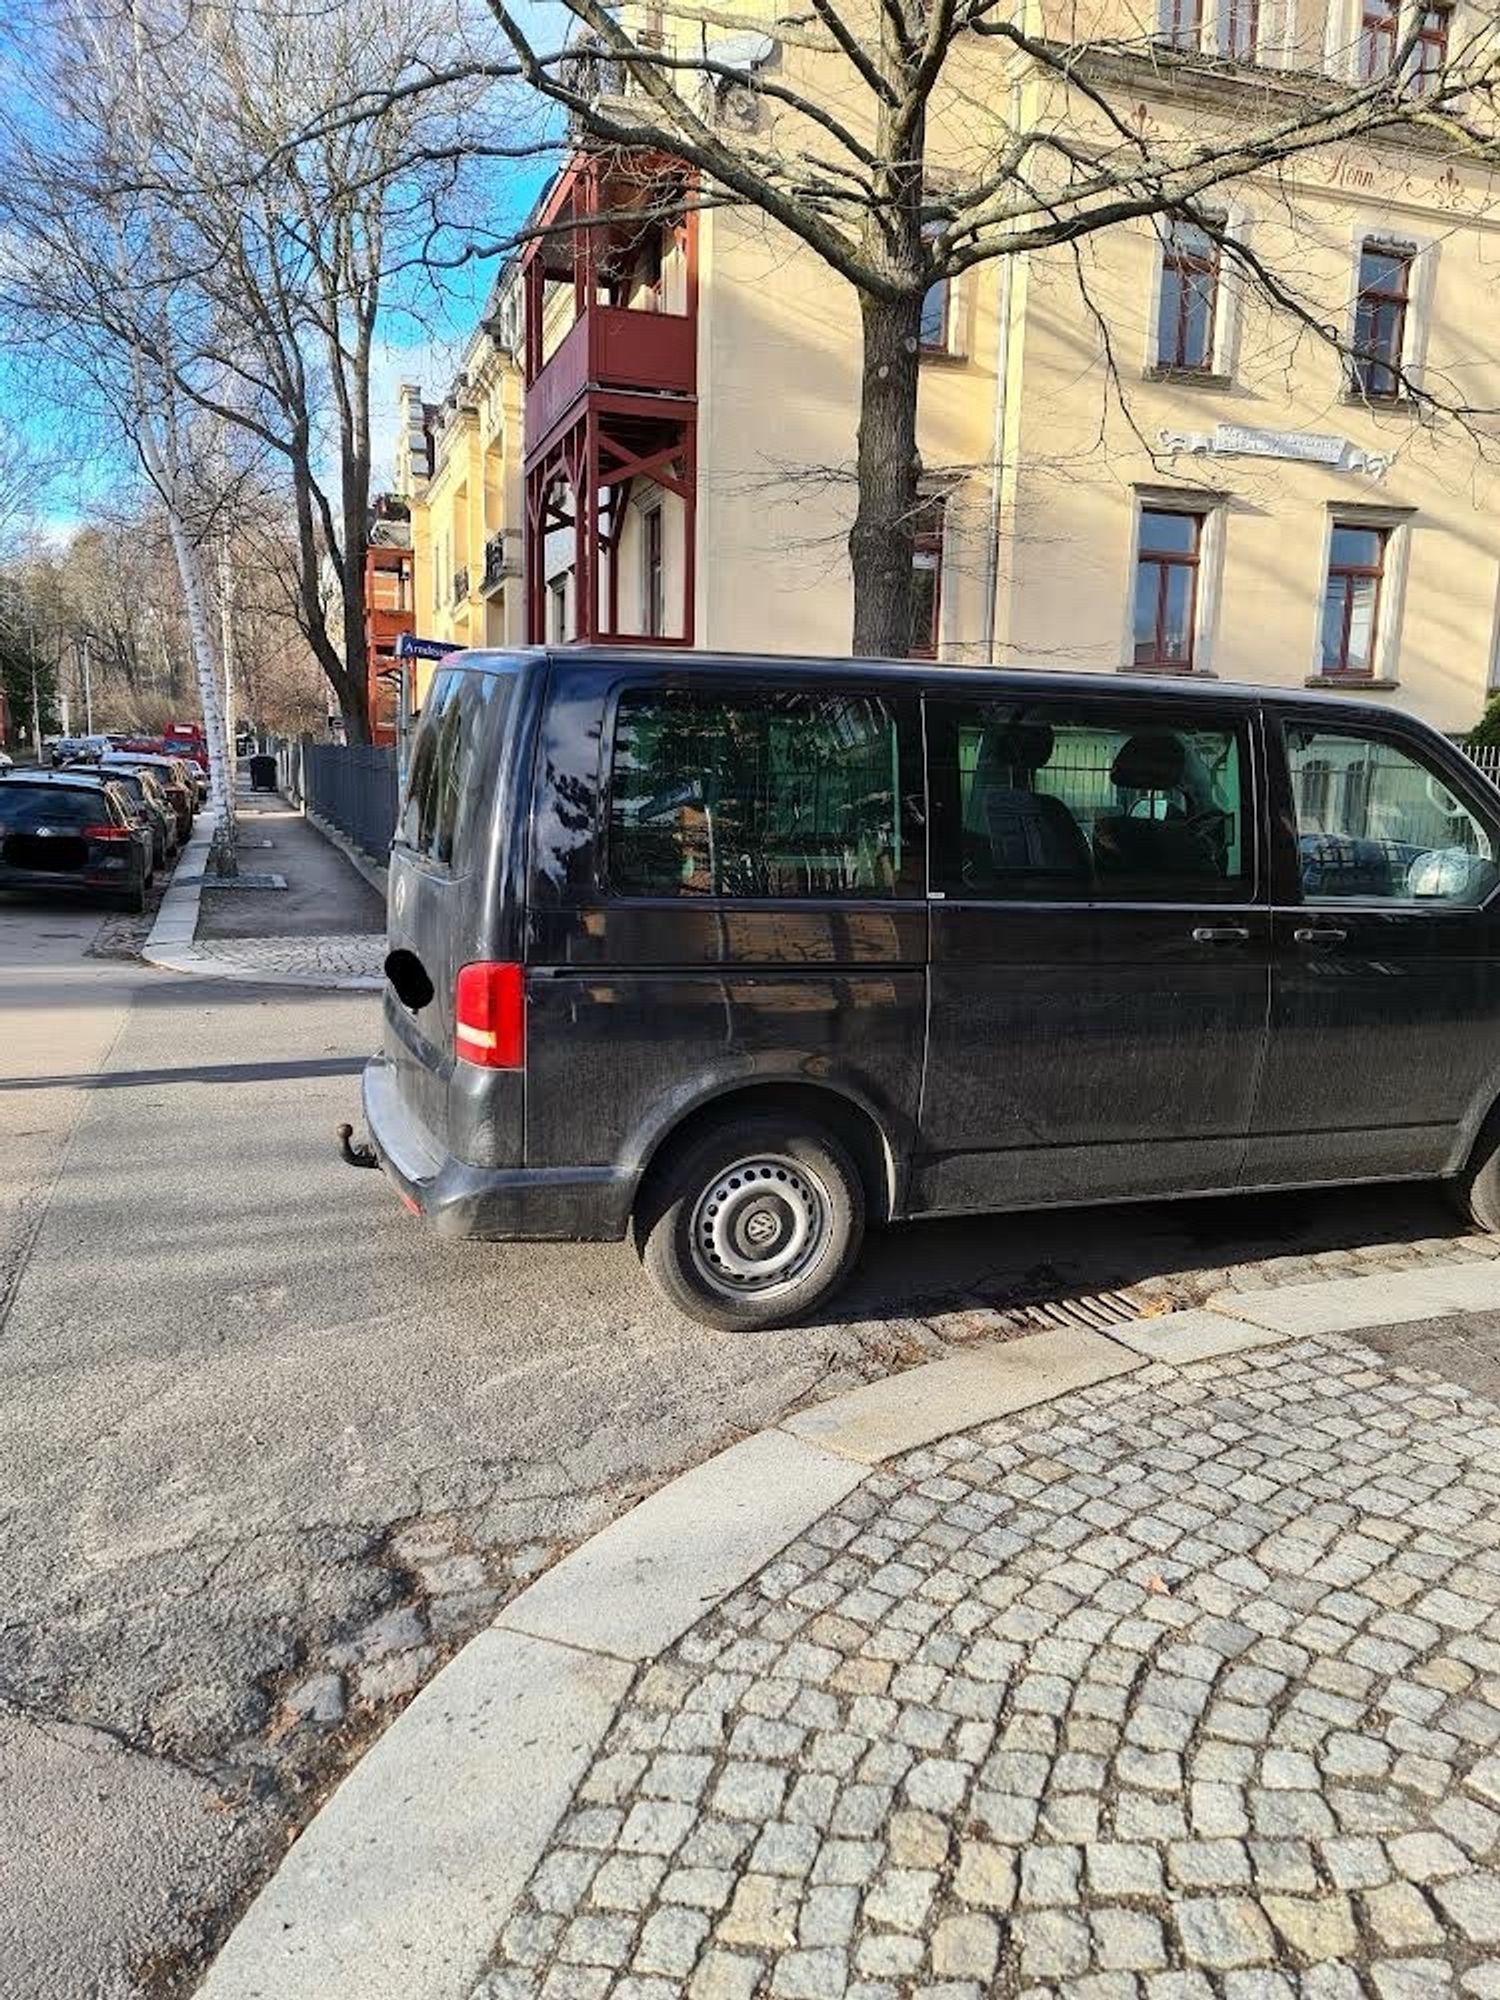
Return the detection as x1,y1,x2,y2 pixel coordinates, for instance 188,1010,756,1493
637,1114,865,1331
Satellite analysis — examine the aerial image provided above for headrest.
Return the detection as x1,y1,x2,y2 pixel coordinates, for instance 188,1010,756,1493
1111,731,1186,791
980,721,1055,776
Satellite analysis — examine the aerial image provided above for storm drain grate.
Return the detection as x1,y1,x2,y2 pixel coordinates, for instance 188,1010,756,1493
988,1288,1167,1336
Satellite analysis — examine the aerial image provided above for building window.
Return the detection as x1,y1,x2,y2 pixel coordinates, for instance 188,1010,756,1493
920,277,950,354
1157,0,1203,47
1351,243,1412,399
642,503,664,637
1319,524,1388,677
549,575,569,644
909,500,945,659
1133,509,1203,672
1412,3,1451,91
1359,0,1397,77
1156,221,1220,371
1224,0,1260,58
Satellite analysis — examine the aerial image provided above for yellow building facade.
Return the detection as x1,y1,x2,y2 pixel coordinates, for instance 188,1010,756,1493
415,11,1500,734
403,277,527,703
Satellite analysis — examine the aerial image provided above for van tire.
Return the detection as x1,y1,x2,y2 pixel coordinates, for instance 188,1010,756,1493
1451,1105,1500,1234
637,1113,865,1332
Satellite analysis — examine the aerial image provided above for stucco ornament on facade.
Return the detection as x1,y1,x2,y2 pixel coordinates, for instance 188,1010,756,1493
1156,421,1395,481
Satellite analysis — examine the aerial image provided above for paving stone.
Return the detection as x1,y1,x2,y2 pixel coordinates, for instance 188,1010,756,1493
1088,1841,1165,1896
1388,1828,1471,1880
1362,1880,1445,1949
690,1959,765,2000
769,1948,848,1998
1173,1897,1277,1969
1091,1906,1168,1971
1019,1844,1080,1906
1017,1909,1090,1979
930,1914,1000,1980
1433,1872,1500,1944
634,1906,711,1978
1260,1893,1358,1959
1168,1839,1250,1889
862,1869,938,1930
719,1875,801,1950
1370,1963,1456,2000
952,1840,1016,1910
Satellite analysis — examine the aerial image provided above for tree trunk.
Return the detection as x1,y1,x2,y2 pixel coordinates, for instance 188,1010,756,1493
848,289,924,660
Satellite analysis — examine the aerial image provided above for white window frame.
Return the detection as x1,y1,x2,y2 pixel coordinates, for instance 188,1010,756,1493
1309,504,1415,684
1123,488,1228,678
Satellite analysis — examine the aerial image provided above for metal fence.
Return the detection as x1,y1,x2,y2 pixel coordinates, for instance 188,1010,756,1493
1461,741,1500,788
277,739,399,863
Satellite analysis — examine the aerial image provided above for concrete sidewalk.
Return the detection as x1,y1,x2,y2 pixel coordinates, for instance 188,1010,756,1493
143,784,386,988
201,1258,1500,2000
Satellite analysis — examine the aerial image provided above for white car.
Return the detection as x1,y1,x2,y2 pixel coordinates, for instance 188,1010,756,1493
0,750,13,772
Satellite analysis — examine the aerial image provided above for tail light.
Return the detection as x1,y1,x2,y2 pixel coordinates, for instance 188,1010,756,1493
454,961,525,1069
82,824,130,841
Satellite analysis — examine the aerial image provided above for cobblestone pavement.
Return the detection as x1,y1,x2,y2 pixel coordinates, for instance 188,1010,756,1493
176,930,385,979
475,1336,1500,2000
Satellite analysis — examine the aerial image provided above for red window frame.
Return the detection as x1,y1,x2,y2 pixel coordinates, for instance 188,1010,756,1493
1412,2,1451,92
1359,1,1398,77
908,500,945,660
1225,0,1260,58
1158,222,1220,371
1134,510,1202,673
1321,526,1388,678
1352,243,1412,400
1157,0,1203,46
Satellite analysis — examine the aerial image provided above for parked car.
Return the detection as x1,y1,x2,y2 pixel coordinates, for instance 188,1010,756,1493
355,651,1500,1330
51,736,94,767
0,769,153,911
96,766,179,871
97,754,195,844
0,750,12,773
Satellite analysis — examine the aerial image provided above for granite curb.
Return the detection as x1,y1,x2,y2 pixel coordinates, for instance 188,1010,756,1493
195,1257,1499,2000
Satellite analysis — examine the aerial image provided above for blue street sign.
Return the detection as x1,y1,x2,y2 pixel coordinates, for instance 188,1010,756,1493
395,634,461,662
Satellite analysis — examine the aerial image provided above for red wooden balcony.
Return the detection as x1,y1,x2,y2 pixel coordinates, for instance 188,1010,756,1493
527,303,696,450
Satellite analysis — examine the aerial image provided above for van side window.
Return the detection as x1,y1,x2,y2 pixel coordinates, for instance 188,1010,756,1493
928,700,1252,902
608,688,923,899
1287,725,1499,906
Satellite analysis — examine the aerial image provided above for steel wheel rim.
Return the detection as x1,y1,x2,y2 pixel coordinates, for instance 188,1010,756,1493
689,1154,832,1299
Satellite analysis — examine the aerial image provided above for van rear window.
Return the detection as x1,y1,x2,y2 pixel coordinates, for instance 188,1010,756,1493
608,687,922,900
398,669,507,868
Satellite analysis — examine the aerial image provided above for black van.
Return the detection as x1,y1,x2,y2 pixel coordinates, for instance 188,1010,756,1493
359,650,1500,1330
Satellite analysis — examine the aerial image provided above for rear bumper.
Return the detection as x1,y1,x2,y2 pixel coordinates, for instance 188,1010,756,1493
360,1054,635,1242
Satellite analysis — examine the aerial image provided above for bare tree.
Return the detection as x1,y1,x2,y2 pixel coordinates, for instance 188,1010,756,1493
428,0,1500,653
0,0,522,742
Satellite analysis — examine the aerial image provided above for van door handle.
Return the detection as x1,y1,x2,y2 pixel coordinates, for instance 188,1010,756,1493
1293,926,1349,946
1191,925,1251,944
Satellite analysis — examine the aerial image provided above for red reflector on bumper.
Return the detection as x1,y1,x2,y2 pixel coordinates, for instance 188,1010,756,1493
398,1191,421,1216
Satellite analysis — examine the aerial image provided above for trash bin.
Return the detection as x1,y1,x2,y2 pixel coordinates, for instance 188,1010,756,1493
249,754,277,792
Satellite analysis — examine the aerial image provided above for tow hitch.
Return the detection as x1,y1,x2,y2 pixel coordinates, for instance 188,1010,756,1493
337,1122,379,1170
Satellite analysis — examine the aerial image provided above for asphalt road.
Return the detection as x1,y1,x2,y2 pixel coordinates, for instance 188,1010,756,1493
2,884,1497,2000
